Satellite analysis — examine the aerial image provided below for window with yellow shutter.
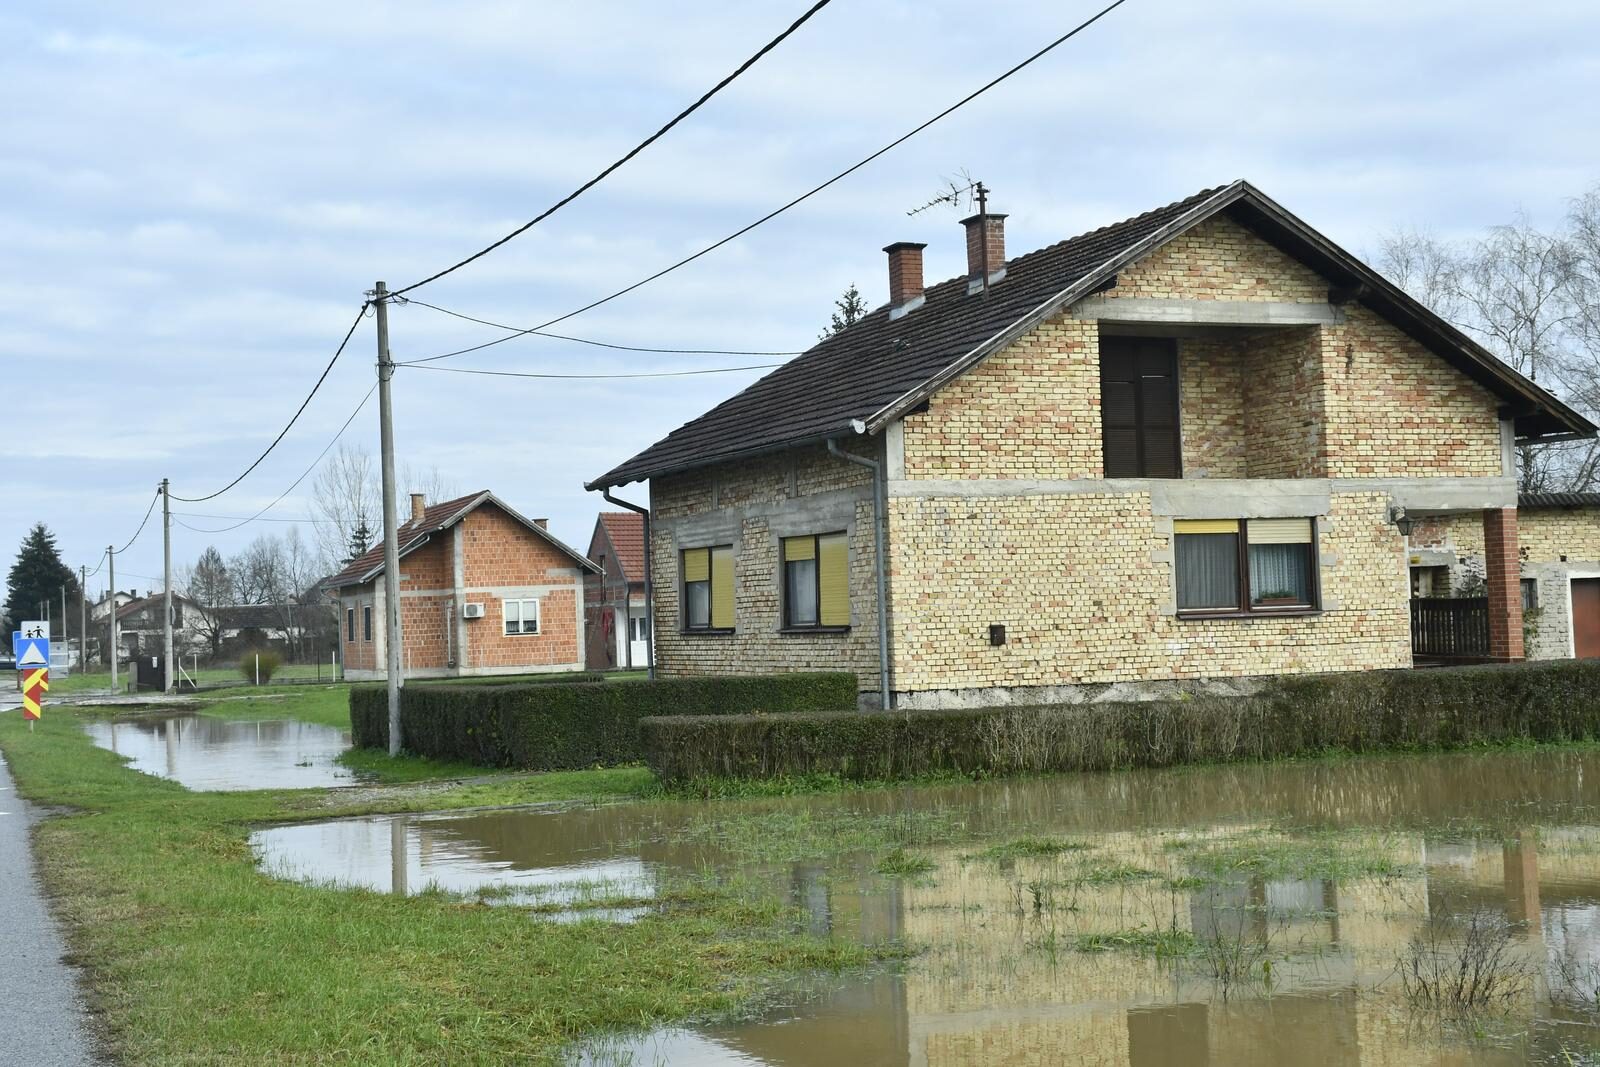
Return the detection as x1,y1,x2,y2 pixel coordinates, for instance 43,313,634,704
783,532,849,630
1174,518,1319,616
681,545,734,632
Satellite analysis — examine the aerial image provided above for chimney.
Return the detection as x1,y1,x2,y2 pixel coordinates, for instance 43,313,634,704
883,241,928,318
410,493,426,523
533,518,549,530
961,211,1007,289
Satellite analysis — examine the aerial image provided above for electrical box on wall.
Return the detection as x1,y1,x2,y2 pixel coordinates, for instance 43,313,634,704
461,602,486,619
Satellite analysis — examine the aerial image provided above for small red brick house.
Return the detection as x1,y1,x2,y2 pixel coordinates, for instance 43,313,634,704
324,491,600,681
583,512,653,670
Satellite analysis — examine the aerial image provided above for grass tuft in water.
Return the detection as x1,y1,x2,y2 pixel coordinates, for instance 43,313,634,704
874,848,936,876
977,836,1093,861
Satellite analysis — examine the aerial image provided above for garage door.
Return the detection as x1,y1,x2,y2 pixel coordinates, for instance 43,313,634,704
1575,579,1600,660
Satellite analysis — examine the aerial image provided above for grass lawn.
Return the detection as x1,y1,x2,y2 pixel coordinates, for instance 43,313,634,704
0,709,890,1065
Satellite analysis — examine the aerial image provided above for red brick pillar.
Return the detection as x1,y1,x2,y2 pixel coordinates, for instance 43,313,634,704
1482,507,1524,661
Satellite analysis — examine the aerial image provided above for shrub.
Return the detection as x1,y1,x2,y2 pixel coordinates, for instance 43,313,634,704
640,660,1600,785
239,650,283,684
350,672,857,770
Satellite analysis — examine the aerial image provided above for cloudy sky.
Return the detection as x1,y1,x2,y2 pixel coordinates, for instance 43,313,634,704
6,0,1599,599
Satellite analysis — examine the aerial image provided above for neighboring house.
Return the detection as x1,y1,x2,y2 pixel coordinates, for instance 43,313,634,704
114,592,205,660
323,491,600,681
1410,493,1600,660
91,589,141,622
583,512,653,670
587,180,1596,708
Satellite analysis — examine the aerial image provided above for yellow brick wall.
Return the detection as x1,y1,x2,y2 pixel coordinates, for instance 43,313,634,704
886,490,1410,692
1176,338,1247,478
1114,215,1329,301
1414,508,1600,563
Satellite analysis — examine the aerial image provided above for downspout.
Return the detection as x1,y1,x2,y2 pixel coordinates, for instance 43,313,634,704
828,435,892,710
602,489,656,680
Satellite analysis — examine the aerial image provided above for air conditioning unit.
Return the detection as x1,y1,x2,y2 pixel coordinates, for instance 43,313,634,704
461,602,486,619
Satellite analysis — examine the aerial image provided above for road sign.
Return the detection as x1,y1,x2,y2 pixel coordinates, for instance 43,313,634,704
19,620,47,641
16,634,49,669
21,668,46,721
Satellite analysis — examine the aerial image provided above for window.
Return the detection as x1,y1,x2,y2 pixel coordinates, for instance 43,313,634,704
1521,578,1539,612
630,616,649,642
503,598,540,636
362,605,372,641
1175,518,1317,615
347,607,356,642
681,545,734,631
1100,337,1181,478
782,533,849,629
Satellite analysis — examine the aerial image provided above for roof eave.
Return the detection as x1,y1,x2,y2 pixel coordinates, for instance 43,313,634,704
585,429,857,493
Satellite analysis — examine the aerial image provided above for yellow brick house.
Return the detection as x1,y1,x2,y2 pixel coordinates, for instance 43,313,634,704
588,182,1596,707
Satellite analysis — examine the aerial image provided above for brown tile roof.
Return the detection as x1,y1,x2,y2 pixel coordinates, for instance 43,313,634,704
597,512,645,582
588,182,1593,490
322,491,598,590
1519,492,1600,509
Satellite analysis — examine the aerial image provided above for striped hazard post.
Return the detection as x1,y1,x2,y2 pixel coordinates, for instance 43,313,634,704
22,667,47,726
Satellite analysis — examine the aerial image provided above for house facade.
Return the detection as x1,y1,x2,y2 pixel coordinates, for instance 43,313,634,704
1410,493,1600,660
324,491,599,681
588,182,1596,708
583,512,653,670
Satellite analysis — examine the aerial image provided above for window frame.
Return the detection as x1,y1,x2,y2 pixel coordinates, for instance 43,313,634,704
781,531,851,632
1174,518,1322,619
362,604,373,641
1099,336,1183,479
502,597,541,636
680,545,734,633
346,607,356,642
1521,577,1539,612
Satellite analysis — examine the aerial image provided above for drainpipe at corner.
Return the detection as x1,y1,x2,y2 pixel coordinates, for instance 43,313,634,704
602,488,656,681
828,434,893,711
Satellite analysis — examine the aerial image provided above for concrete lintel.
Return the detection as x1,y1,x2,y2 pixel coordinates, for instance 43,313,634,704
1069,295,1345,326
1151,480,1330,519
663,485,868,547
1354,477,1517,513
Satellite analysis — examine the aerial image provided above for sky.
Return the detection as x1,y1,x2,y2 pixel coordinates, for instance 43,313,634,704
5,0,1600,601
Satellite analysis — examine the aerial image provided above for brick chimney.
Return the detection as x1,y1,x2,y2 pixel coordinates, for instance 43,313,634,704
883,241,928,317
961,211,1007,288
533,518,548,530
410,493,426,523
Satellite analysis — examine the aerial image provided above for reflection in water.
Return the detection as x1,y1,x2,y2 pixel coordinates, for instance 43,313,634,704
84,714,359,791
255,746,1600,1065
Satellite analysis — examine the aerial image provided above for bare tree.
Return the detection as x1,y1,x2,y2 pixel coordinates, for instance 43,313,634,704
400,461,461,507
180,546,231,661
310,443,379,571
230,533,287,605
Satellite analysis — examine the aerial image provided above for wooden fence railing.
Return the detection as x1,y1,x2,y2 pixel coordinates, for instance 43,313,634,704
1410,596,1490,659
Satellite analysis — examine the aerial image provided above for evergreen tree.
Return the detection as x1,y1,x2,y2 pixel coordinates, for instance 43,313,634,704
4,523,79,634
345,521,374,564
820,283,870,339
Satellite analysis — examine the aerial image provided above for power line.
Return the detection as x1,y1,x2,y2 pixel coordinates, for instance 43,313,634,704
170,384,378,535
390,0,836,298
401,362,784,381
400,0,1132,367
170,302,369,502
175,513,339,525
114,490,162,555
397,297,804,358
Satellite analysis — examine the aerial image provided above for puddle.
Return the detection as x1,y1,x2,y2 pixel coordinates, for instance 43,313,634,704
84,714,361,791
255,747,1600,1064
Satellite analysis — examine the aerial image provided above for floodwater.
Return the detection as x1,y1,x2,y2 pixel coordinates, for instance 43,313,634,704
83,714,361,790
253,748,1600,1064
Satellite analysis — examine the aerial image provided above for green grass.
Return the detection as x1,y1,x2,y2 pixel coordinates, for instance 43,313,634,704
874,848,937,876
1072,928,1199,958
975,836,1094,862
0,710,895,1065
195,685,353,728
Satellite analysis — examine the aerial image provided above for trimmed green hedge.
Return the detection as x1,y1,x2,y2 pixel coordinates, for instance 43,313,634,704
640,660,1600,785
350,672,857,770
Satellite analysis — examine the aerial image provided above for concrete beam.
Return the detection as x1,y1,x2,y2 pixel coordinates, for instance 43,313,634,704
1069,295,1346,326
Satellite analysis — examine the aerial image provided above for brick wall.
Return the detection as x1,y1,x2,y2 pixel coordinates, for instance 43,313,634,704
650,444,882,690
1112,216,1328,302
1176,338,1246,478
1412,508,1600,563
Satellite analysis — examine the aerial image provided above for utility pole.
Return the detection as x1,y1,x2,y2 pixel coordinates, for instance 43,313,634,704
108,545,118,692
79,565,88,677
374,282,404,756
60,585,67,660
162,478,174,693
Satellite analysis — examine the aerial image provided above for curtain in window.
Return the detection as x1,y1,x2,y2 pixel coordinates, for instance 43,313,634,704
1246,518,1313,605
786,558,818,626
1175,522,1239,611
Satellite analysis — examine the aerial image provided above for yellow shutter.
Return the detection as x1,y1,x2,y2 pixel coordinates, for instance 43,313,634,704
783,536,815,562
711,545,735,630
818,533,849,627
681,547,709,583
1248,518,1313,544
1173,519,1240,535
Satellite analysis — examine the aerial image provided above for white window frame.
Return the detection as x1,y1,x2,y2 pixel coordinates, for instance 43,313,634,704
503,597,541,636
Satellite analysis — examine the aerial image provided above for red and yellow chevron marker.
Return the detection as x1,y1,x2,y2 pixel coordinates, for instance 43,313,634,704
21,667,46,721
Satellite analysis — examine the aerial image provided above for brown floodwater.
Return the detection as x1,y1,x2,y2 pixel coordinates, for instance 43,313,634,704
252,747,1600,1064
83,714,362,790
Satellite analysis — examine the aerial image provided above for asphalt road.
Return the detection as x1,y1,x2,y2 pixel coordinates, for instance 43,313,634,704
0,741,103,1065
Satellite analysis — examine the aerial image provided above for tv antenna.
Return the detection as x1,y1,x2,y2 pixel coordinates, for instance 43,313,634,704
907,169,980,216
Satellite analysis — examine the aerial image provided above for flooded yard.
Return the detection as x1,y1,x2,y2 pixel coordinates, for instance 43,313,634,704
252,747,1600,1065
84,713,361,791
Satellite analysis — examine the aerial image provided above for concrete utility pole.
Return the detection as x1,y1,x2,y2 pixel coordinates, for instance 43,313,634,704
79,565,87,675
374,282,404,756
107,546,118,692
162,478,173,693
60,585,67,655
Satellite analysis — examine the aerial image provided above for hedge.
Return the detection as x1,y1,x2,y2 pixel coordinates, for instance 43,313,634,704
640,660,1600,785
350,672,857,770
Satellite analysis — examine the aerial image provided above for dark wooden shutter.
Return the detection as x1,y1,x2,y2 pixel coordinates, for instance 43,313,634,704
1099,338,1180,477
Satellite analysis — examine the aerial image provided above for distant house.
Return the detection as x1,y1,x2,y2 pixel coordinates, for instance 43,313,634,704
113,592,200,661
322,491,600,680
584,512,653,670
1410,493,1600,660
